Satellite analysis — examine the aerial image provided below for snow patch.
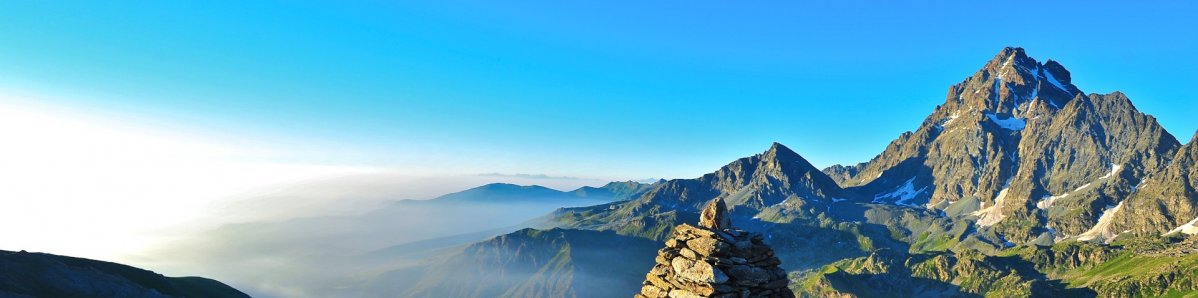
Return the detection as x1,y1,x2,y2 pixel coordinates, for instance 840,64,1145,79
985,113,1027,130
1043,69,1071,93
1073,183,1092,192
1163,216,1198,236
873,177,928,208
943,112,960,126
831,197,848,203
973,181,1012,227
1100,164,1122,179
1036,193,1068,210
1078,201,1126,243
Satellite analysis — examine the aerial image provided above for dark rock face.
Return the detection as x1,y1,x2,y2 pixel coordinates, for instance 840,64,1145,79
637,200,792,298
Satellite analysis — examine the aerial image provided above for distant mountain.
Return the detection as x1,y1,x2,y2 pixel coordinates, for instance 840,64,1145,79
432,183,572,203
396,47,1198,298
433,181,660,204
0,250,247,298
570,180,662,201
150,180,662,297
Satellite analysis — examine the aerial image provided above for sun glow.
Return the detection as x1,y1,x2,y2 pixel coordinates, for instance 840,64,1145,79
0,96,384,262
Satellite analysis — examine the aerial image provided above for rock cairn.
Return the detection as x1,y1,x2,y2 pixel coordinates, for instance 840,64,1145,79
637,199,793,298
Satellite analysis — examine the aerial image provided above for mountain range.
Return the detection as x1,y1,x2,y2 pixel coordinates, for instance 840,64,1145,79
380,47,1198,297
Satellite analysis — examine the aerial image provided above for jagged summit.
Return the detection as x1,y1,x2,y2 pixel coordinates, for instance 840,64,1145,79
951,47,1083,117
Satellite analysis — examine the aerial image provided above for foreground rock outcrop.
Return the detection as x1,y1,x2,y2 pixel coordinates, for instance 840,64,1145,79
0,249,249,298
637,199,793,298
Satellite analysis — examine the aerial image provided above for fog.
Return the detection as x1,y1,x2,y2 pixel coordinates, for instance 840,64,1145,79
137,173,615,297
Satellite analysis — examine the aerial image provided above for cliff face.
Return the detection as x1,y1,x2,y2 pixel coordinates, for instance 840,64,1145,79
637,199,793,298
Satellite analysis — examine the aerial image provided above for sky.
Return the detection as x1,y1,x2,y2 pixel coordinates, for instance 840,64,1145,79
0,1,1196,261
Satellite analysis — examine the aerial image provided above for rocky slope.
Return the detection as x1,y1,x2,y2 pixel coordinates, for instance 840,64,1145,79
0,250,248,298
389,228,658,298
1111,132,1198,238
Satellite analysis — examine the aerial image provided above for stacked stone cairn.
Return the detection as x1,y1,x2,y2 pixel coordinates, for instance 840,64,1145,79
636,199,793,298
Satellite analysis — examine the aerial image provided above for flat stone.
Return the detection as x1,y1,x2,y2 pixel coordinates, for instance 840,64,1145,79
675,224,716,238
763,278,789,289
646,273,672,289
668,289,703,298
672,256,729,284
650,264,670,276
686,237,729,256
641,285,668,298
683,247,704,260
734,240,753,252
666,238,682,248
728,265,771,286
683,283,716,296
656,255,671,264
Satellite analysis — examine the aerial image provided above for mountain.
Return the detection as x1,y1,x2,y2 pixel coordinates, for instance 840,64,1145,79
548,142,850,240
571,180,663,201
0,250,248,298
381,228,659,298
830,47,1180,244
432,183,574,203
434,181,660,204
381,47,1198,298
151,180,661,297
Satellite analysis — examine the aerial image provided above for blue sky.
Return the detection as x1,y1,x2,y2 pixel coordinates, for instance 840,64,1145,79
2,0,1196,181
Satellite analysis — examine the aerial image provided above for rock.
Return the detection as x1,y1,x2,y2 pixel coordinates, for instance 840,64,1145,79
665,239,682,248
646,272,671,289
699,198,732,230
727,265,771,286
641,285,668,298
678,248,699,260
667,289,703,298
675,224,716,239
671,257,729,284
734,240,753,252
686,237,729,256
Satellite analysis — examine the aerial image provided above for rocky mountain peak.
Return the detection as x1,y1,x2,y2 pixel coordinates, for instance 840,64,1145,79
758,142,825,177
941,47,1082,119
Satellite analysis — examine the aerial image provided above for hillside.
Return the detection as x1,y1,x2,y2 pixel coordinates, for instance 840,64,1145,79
0,250,248,298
